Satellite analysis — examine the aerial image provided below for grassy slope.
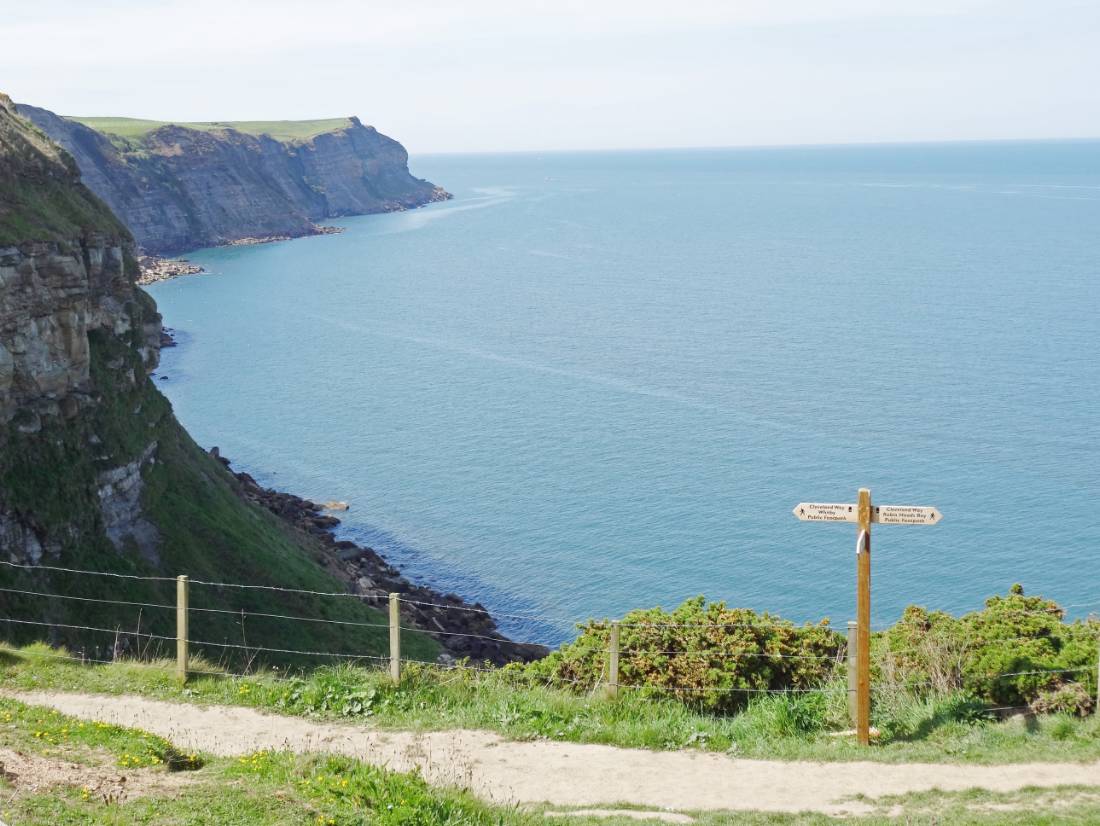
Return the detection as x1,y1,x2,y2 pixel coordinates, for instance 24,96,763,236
0,96,128,245
4,646,1100,766
69,116,355,141
2,686,1100,824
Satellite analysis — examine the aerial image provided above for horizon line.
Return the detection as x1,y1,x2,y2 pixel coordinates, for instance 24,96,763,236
25,102,1100,156
411,134,1100,158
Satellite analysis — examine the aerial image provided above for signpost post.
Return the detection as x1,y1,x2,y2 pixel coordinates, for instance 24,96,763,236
793,489,942,746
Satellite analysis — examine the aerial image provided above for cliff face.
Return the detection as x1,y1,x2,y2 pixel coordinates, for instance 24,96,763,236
16,105,449,255
0,93,164,564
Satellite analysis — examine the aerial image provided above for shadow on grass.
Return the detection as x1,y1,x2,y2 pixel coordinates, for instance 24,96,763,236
880,695,990,744
163,746,205,772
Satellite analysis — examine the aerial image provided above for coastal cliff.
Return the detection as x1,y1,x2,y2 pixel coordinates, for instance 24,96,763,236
0,95,539,665
0,92,167,568
16,104,449,255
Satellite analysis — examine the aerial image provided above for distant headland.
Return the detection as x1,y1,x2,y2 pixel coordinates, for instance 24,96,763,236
15,104,451,258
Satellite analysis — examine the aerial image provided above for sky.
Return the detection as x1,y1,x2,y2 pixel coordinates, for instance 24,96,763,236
3,0,1099,154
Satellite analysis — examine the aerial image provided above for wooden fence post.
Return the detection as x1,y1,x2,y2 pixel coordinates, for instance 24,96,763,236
389,593,401,685
847,620,857,726
176,575,189,684
607,620,621,698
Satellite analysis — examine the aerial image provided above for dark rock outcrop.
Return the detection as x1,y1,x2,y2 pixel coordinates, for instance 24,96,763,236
16,105,450,255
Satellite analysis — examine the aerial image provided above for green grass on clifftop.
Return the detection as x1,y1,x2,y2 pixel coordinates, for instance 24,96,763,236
69,116,355,141
4,646,1099,766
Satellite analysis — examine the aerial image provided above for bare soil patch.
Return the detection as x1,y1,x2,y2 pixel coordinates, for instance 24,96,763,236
0,746,195,804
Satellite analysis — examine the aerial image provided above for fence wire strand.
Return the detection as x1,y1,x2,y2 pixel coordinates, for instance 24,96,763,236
0,559,176,581
4,568,1100,707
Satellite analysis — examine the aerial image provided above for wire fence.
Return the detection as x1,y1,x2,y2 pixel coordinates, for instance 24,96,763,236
3,559,1099,710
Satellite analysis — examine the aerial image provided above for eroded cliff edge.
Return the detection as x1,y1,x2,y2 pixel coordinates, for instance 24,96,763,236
0,95,539,665
16,104,450,255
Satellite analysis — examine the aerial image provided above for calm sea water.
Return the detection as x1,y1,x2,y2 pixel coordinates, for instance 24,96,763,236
148,142,1100,645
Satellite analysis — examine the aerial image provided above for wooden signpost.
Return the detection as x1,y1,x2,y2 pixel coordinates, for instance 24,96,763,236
792,488,942,746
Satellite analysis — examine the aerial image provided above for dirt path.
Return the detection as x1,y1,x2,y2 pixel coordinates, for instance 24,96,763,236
9,691,1100,817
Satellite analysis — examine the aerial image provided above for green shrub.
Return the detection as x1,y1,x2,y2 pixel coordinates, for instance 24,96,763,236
525,596,844,713
522,588,1095,720
875,585,1097,714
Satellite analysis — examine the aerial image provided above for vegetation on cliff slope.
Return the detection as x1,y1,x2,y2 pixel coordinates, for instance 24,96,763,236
0,93,126,245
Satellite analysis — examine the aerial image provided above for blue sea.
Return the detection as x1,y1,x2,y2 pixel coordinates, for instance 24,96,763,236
147,141,1100,645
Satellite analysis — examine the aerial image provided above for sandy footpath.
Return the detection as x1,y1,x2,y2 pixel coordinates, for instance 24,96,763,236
8,691,1100,817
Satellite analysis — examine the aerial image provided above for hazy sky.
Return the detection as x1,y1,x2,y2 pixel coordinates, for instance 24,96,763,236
4,0,1099,153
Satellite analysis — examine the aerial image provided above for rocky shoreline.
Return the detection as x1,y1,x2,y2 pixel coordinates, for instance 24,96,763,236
135,188,451,286
211,448,548,666
136,255,204,286
135,227,347,286
226,223,344,248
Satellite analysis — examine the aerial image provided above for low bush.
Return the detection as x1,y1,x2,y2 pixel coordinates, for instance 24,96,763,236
521,587,1097,719
523,596,845,713
875,585,1097,714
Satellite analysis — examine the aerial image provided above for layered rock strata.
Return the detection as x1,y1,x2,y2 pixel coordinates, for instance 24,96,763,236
17,104,450,255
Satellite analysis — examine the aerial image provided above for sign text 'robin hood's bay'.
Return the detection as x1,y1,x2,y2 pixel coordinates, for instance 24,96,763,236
872,505,942,525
